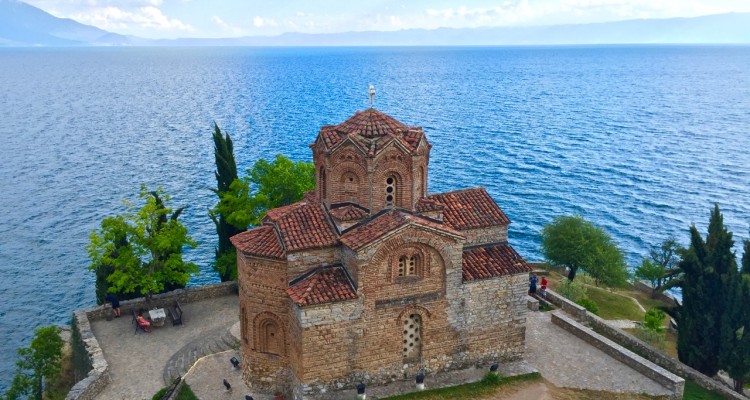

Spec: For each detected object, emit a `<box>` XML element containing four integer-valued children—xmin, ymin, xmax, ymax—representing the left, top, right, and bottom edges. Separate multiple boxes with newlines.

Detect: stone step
<box><xmin>161</xmin><ymin>323</ymin><xmax>237</xmax><ymax>385</ymax></box>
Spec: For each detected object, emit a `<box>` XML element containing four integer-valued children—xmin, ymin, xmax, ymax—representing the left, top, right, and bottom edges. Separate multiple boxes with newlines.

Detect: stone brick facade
<box><xmin>231</xmin><ymin>109</ymin><xmax>533</xmax><ymax>398</ymax></box>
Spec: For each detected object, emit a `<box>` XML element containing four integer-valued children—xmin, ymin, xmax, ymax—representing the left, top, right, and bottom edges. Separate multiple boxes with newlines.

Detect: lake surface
<box><xmin>1</xmin><ymin>45</ymin><xmax>749</xmax><ymax>390</ymax></box>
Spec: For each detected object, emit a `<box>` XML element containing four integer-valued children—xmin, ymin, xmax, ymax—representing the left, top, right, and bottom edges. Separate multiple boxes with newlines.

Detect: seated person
<box><xmin>136</xmin><ymin>311</ymin><xmax>152</xmax><ymax>332</ymax></box>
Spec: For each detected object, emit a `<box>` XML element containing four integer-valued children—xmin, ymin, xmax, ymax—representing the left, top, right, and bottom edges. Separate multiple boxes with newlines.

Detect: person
<box><xmin>136</xmin><ymin>311</ymin><xmax>152</xmax><ymax>332</ymax></box>
<box><xmin>540</xmin><ymin>276</ymin><xmax>548</xmax><ymax>297</ymax></box>
<box><xmin>105</xmin><ymin>294</ymin><xmax>121</xmax><ymax>318</ymax></box>
<box><xmin>529</xmin><ymin>273</ymin><xmax>538</xmax><ymax>295</ymax></box>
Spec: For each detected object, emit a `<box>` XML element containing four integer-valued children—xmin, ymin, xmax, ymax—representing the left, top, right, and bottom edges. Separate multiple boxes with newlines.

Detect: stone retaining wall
<box><xmin>547</xmin><ymin>287</ymin><xmax>748</xmax><ymax>400</ymax></box>
<box><xmin>551</xmin><ymin>312</ymin><xmax>684</xmax><ymax>399</ymax></box>
<box><xmin>586</xmin><ymin>312</ymin><xmax>748</xmax><ymax>400</ymax></box>
<box><xmin>633</xmin><ymin>281</ymin><xmax>680</xmax><ymax>307</ymax></box>
<box><xmin>66</xmin><ymin>282</ymin><xmax>238</xmax><ymax>400</ymax></box>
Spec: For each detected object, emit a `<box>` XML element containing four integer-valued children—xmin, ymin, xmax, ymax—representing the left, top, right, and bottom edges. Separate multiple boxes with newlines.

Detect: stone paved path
<box><xmin>91</xmin><ymin>295</ymin><xmax>238</xmax><ymax>400</ymax></box>
<box><xmin>525</xmin><ymin>310</ymin><xmax>671</xmax><ymax>397</ymax></box>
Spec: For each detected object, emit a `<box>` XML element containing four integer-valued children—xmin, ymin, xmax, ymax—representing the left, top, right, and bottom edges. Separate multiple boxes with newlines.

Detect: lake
<box><xmin>0</xmin><ymin>45</ymin><xmax>749</xmax><ymax>391</ymax></box>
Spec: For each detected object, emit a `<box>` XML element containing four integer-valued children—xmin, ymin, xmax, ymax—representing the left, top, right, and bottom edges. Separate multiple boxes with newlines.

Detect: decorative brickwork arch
<box><xmin>390</xmin><ymin>244</ymin><xmax>430</xmax><ymax>281</ymax></box>
<box><xmin>397</xmin><ymin>305</ymin><xmax>431</xmax><ymax>360</ymax></box>
<box><xmin>367</xmin><ymin>234</ymin><xmax>449</xmax><ymax>284</ymax></box>
<box><xmin>253</xmin><ymin>312</ymin><xmax>286</xmax><ymax>356</ymax></box>
<box><xmin>373</xmin><ymin>159</ymin><xmax>412</xmax><ymax>211</ymax></box>
<box><xmin>330</xmin><ymin>161</ymin><xmax>368</xmax><ymax>205</ymax></box>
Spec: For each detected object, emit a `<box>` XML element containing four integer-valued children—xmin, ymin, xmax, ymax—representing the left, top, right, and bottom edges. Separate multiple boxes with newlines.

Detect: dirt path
<box><xmin>484</xmin><ymin>380</ymin><xmax>669</xmax><ymax>400</ymax></box>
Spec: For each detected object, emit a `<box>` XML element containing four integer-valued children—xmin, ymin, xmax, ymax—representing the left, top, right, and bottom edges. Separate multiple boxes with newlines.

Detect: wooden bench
<box><xmin>169</xmin><ymin>300</ymin><xmax>183</xmax><ymax>326</ymax></box>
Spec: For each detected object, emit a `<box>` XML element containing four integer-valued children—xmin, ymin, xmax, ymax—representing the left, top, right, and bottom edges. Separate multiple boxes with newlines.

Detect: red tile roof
<box><xmin>230</xmin><ymin>225</ymin><xmax>285</xmax><ymax>260</ymax></box>
<box><xmin>416</xmin><ymin>198</ymin><xmax>445</xmax><ymax>212</ymax></box>
<box><xmin>340</xmin><ymin>209</ymin><xmax>462</xmax><ymax>251</ymax></box>
<box><xmin>287</xmin><ymin>265</ymin><xmax>357</xmax><ymax>306</ymax></box>
<box><xmin>264</xmin><ymin>200</ymin><xmax>338</xmax><ymax>252</ymax></box>
<box><xmin>424</xmin><ymin>188</ymin><xmax>510</xmax><ymax>230</ymax></box>
<box><xmin>329</xmin><ymin>203</ymin><xmax>369</xmax><ymax>221</ymax></box>
<box><xmin>318</xmin><ymin>109</ymin><xmax>426</xmax><ymax>156</ymax></box>
<box><xmin>462</xmin><ymin>243</ymin><xmax>532</xmax><ymax>281</ymax></box>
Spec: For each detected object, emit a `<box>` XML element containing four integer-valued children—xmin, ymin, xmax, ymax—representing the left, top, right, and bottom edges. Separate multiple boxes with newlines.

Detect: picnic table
<box><xmin>149</xmin><ymin>308</ymin><xmax>167</xmax><ymax>327</ymax></box>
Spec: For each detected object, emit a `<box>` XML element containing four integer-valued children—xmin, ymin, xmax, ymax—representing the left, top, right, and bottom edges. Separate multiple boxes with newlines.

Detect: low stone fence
<box><xmin>546</xmin><ymin>287</ymin><xmax>748</xmax><ymax>400</ymax></box>
<box><xmin>586</xmin><ymin>312</ymin><xmax>748</xmax><ymax>400</ymax></box>
<box><xmin>543</xmin><ymin>289</ymin><xmax>587</xmax><ymax>320</ymax></box>
<box><xmin>633</xmin><ymin>281</ymin><xmax>680</xmax><ymax>307</ymax></box>
<box><xmin>65</xmin><ymin>281</ymin><xmax>238</xmax><ymax>400</ymax></box>
<box><xmin>526</xmin><ymin>295</ymin><xmax>539</xmax><ymax>311</ymax></box>
<box><xmin>552</xmin><ymin>312</ymin><xmax>684</xmax><ymax>399</ymax></box>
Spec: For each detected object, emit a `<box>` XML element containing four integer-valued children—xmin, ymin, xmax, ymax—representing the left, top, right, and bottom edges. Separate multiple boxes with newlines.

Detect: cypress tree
<box><xmin>677</xmin><ymin>204</ymin><xmax>735</xmax><ymax>376</ymax></box>
<box><xmin>209</xmin><ymin>123</ymin><xmax>242</xmax><ymax>281</ymax></box>
<box><xmin>720</xmin><ymin>237</ymin><xmax>750</xmax><ymax>392</ymax></box>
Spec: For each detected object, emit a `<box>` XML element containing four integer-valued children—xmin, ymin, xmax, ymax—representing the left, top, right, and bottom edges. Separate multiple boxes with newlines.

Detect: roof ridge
<box><xmin>427</xmin><ymin>186</ymin><xmax>487</xmax><ymax>197</ymax></box>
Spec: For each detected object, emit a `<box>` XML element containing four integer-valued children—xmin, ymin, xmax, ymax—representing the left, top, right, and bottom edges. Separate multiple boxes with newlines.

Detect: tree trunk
<box><xmin>567</xmin><ymin>266</ymin><xmax>577</xmax><ymax>281</ymax></box>
<box><xmin>734</xmin><ymin>378</ymin><xmax>744</xmax><ymax>394</ymax></box>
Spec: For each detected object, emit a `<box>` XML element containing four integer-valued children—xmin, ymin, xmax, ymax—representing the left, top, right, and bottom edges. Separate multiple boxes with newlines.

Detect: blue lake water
<box><xmin>1</xmin><ymin>45</ymin><xmax>749</xmax><ymax>390</ymax></box>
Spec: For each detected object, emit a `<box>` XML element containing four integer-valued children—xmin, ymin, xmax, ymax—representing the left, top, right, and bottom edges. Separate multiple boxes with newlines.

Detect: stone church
<box><xmin>231</xmin><ymin>108</ymin><xmax>532</xmax><ymax>397</ymax></box>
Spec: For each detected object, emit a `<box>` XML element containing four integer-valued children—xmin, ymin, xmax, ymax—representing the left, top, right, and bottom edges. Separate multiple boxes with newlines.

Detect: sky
<box><xmin>23</xmin><ymin>0</ymin><xmax>750</xmax><ymax>39</ymax></box>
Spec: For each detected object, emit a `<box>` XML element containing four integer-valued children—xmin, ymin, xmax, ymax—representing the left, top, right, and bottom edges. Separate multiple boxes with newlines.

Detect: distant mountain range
<box><xmin>2</xmin><ymin>0</ymin><xmax>750</xmax><ymax>46</ymax></box>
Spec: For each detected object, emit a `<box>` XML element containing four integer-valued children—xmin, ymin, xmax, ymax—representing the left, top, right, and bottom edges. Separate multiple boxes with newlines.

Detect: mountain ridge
<box><xmin>1</xmin><ymin>0</ymin><xmax>749</xmax><ymax>47</ymax></box>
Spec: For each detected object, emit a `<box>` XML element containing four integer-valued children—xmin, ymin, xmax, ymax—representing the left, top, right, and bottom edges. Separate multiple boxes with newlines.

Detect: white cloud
<box><xmin>71</xmin><ymin>6</ymin><xmax>193</xmax><ymax>31</ymax></box>
<box><xmin>252</xmin><ymin>16</ymin><xmax>278</xmax><ymax>28</ymax></box>
<box><xmin>211</xmin><ymin>15</ymin><xmax>248</xmax><ymax>36</ymax></box>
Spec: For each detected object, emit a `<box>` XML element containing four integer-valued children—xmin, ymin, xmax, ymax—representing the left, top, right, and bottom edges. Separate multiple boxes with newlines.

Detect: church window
<box><xmin>398</xmin><ymin>255</ymin><xmax>417</xmax><ymax>277</ymax></box>
<box><xmin>320</xmin><ymin>168</ymin><xmax>327</xmax><ymax>200</ymax></box>
<box><xmin>403</xmin><ymin>313</ymin><xmax>422</xmax><ymax>359</ymax></box>
<box><xmin>386</xmin><ymin>175</ymin><xmax>396</xmax><ymax>206</ymax></box>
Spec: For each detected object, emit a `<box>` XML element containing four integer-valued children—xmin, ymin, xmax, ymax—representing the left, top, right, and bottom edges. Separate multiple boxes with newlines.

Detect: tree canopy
<box><xmin>635</xmin><ymin>237</ymin><xmax>683</xmax><ymax>295</ymax></box>
<box><xmin>208</xmin><ymin>123</ymin><xmax>243</xmax><ymax>282</ymax></box>
<box><xmin>215</xmin><ymin>154</ymin><xmax>315</xmax><ymax>230</ymax></box>
<box><xmin>678</xmin><ymin>204</ymin><xmax>735</xmax><ymax>377</ymax></box>
<box><xmin>719</xmin><ymin>235</ymin><xmax>750</xmax><ymax>392</ymax></box>
<box><xmin>540</xmin><ymin>215</ymin><xmax>629</xmax><ymax>285</ymax></box>
<box><xmin>3</xmin><ymin>326</ymin><xmax>64</xmax><ymax>400</ymax></box>
<box><xmin>87</xmin><ymin>185</ymin><xmax>197</xmax><ymax>301</ymax></box>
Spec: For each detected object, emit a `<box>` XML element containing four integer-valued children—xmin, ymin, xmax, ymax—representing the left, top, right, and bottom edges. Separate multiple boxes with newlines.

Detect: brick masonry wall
<box><xmin>461</xmin><ymin>226</ymin><xmax>508</xmax><ymax>247</ymax></box>
<box><xmin>286</xmin><ymin>247</ymin><xmax>339</xmax><ymax>277</ymax></box>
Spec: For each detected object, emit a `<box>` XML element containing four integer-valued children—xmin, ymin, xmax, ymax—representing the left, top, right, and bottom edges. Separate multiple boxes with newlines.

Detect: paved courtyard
<box><xmin>90</xmin><ymin>295</ymin><xmax>238</xmax><ymax>400</ymax></box>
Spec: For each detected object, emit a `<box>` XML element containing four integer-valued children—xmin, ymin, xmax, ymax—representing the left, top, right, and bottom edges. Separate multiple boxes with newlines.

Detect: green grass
<box><xmin>151</xmin><ymin>383</ymin><xmax>198</xmax><ymax>400</ymax></box>
<box><xmin>383</xmin><ymin>372</ymin><xmax>541</xmax><ymax>400</ymax></box>
<box><xmin>683</xmin><ymin>379</ymin><xmax>726</xmax><ymax>400</ymax></box>
<box><xmin>585</xmin><ymin>286</ymin><xmax>644</xmax><ymax>321</ymax></box>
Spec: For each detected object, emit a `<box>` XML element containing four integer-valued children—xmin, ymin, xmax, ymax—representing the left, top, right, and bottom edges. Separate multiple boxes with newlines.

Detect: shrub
<box><xmin>636</xmin><ymin>326</ymin><xmax>666</xmax><ymax>350</ymax></box>
<box><xmin>577</xmin><ymin>298</ymin><xmax>599</xmax><ymax>315</ymax></box>
<box><xmin>152</xmin><ymin>387</ymin><xmax>167</xmax><ymax>400</ymax></box>
<box><xmin>558</xmin><ymin>279</ymin><xmax>588</xmax><ymax>303</ymax></box>
<box><xmin>643</xmin><ymin>308</ymin><xmax>666</xmax><ymax>334</ymax></box>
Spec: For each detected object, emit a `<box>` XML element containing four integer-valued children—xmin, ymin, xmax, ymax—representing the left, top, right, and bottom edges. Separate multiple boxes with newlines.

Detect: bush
<box><xmin>636</xmin><ymin>326</ymin><xmax>666</xmax><ymax>349</ymax></box>
<box><xmin>152</xmin><ymin>387</ymin><xmax>167</xmax><ymax>400</ymax></box>
<box><xmin>576</xmin><ymin>298</ymin><xmax>599</xmax><ymax>315</ymax></box>
<box><xmin>558</xmin><ymin>279</ymin><xmax>588</xmax><ymax>302</ymax></box>
<box><xmin>643</xmin><ymin>308</ymin><xmax>666</xmax><ymax>334</ymax></box>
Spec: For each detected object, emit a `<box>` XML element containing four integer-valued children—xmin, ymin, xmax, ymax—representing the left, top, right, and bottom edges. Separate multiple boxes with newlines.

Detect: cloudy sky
<box><xmin>24</xmin><ymin>0</ymin><xmax>750</xmax><ymax>39</ymax></box>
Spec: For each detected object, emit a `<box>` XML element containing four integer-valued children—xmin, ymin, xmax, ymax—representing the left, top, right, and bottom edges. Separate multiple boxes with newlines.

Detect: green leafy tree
<box><xmin>215</xmin><ymin>154</ymin><xmax>315</xmax><ymax>229</ymax></box>
<box><xmin>208</xmin><ymin>123</ymin><xmax>243</xmax><ymax>282</ymax></box>
<box><xmin>719</xmin><ymin>237</ymin><xmax>750</xmax><ymax>393</ymax></box>
<box><xmin>678</xmin><ymin>204</ymin><xmax>735</xmax><ymax>377</ymax></box>
<box><xmin>540</xmin><ymin>215</ymin><xmax>628</xmax><ymax>285</ymax></box>
<box><xmin>87</xmin><ymin>185</ymin><xmax>197</xmax><ymax>302</ymax></box>
<box><xmin>635</xmin><ymin>238</ymin><xmax>684</xmax><ymax>295</ymax></box>
<box><xmin>643</xmin><ymin>308</ymin><xmax>667</xmax><ymax>333</ymax></box>
<box><xmin>3</xmin><ymin>326</ymin><xmax>64</xmax><ymax>400</ymax></box>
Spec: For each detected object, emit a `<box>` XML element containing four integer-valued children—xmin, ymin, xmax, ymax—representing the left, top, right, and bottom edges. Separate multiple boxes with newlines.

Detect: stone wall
<box><xmin>460</xmin><ymin>226</ymin><xmax>508</xmax><ymax>247</ymax></box>
<box><xmin>552</xmin><ymin>312</ymin><xmax>684</xmax><ymax>399</ymax></box>
<box><xmin>548</xmin><ymin>287</ymin><xmax>749</xmax><ymax>400</ymax></box>
<box><xmin>66</xmin><ymin>281</ymin><xmax>238</xmax><ymax>400</ymax></box>
<box><xmin>586</xmin><ymin>313</ymin><xmax>748</xmax><ymax>400</ymax></box>
<box><xmin>633</xmin><ymin>281</ymin><xmax>680</xmax><ymax>307</ymax></box>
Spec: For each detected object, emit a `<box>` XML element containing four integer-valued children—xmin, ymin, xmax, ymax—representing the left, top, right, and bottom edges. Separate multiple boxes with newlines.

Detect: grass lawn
<box><xmin>383</xmin><ymin>373</ymin><xmax>541</xmax><ymax>400</ymax></box>
<box><xmin>585</xmin><ymin>286</ymin><xmax>644</xmax><ymax>321</ymax></box>
<box><xmin>683</xmin><ymin>379</ymin><xmax>726</xmax><ymax>400</ymax></box>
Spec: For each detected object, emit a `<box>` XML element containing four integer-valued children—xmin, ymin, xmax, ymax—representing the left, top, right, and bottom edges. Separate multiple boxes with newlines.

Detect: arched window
<box><xmin>398</xmin><ymin>255</ymin><xmax>417</xmax><ymax>277</ymax></box>
<box><xmin>341</xmin><ymin>171</ymin><xmax>359</xmax><ymax>200</ymax></box>
<box><xmin>403</xmin><ymin>313</ymin><xmax>422</xmax><ymax>359</ymax></box>
<box><xmin>241</xmin><ymin>307</ymin><xmax>248</xmax><ymax>344</ymax></box>
<box><xmin>257</xmin><ymin>318</ymin><xmax>284</xmax><ymax>355</ymax></box>
<box><xmin>419</xmin><ymin>166</ymin><xmax>426</xmax><ymax>197</ymax></box>
<box><xmin>385</xmin><ymin>175</ymin><xmax>397</xmax><ymax>206</ymax></box>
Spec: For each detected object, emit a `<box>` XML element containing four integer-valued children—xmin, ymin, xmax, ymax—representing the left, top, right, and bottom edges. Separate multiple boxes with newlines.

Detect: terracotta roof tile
<box><xmin>462</xmin><ymin>243</ymin><xmax>532</xmax><ymax>281</ymax></box>
<box><xmin>424</xmin><ymin>188</ymin><xmax>510</xmax><ymax>230</ymax></box>
<box><xmin>264</xmin><ymin>200</ymin><xmax>338</xmax><ymax>252</ymax></box>
<box><xmin>317</xmin><ymin>109</ymin><xmax>426</xmax><ymax>156</ymax></box>
<box><xmin>416</xmin><ymin>198</ymin><xmax>445</xmax><ymax>212</ymax></box>
<box><xmin>230</xmin><ymin>225</ymin><xmax>285</xmax><ymax>260</ymax></box>
<box><xmin>287</xmin><ymin>265</ymin><xmax>357</xmax><ymax>306</ymax></box>
<box><xmin>340</xmin><ymin>209</ymin><xmax>462</xmax><ymax>251</ymax></box>
<box><xmin>329</xmin><ymin>203</ymin><xmax>369</xmax><ymax>221</ymax></box>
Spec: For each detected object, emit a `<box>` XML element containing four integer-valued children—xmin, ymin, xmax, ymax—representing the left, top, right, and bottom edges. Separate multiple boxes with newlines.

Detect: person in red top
<box><xmin>540</xmin><ymin>276</ymin><xmax>548</xmax><ymax>297</ymax></box>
